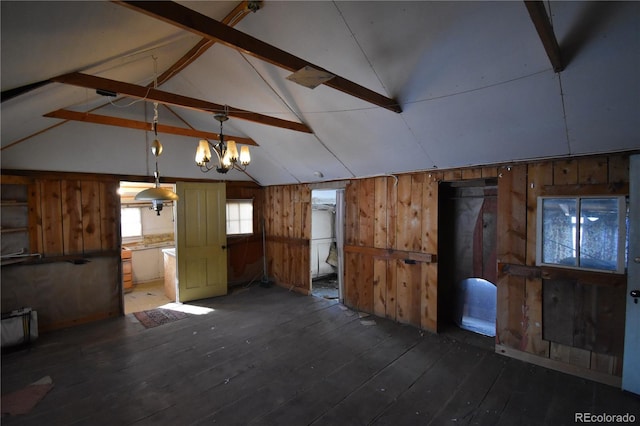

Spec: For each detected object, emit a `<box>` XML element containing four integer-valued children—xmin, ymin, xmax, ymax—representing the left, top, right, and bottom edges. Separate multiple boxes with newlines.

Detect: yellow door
<box><xmin>175</xmin><ymin>182</ymin><xmax>227</xmax><ymax>302</ymax></box>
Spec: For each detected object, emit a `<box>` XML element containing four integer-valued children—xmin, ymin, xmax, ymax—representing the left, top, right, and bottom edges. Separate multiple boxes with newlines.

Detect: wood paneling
<box><xmin>260</xmin><ymin>152</ymin><xmax>629</xmax><ymax>383</ymax></box>
<box><xmin>340</xmin><ymin>172</ymin><xmax>438</xmax><ymax>330</ymax></box>
<box><xmin>553</xmin><ymin>159</ymin><xmax>578</xmax><ymax>185</ymax></box>
<box><xmin>40</xmin><ymin>180</ymin><xmax>64</xmax><ymax>256</ymax></box>
<box><xmin>99</xmin><ymin>181</ymin><xmax>120</xmax><ymax>251</ymax></box>
<box><xmin>374</xmin><ymin>177</ymin><xmax>388</xmax><ymax>249</ymax></box>
<box><xmin>358</xmin><ymin>179</ymin><xmax>374</xmax><ymax>247</ymax></box>
<box><xmin>3</xmin><ymin>174</ymin><xmax>122</xmax><ymax>332</ymax></box>
<box><xmin>62</xmin><ymin>180</ymin><xmax>83</xmax><ymax>255</ymax></box>
<box><xmin>525</xmin><ymin>162</ymin><xmax>552</xmax><ymax>357</ymax></box>
<box><xmin>496</xmin><ymin>165</ymin><xmax>528</xmax><ymax>350</ymax></box>
<box><xmin>494</xmin><ymin>154</ymin><xmax>629</xmax><ymax>379</ymax></box>
<box><xmin>27</xmin><ymin>177</ymin><xmax>121</xmax><ymax>259</ymax></box>
<box><xmin>81</xmin><ymin>181</ymin><xmax>102</xmax><ymax>253</ymax></box>
<box><xmin>578</xmin><ymin>157</ymin><xmax>608</xmax><ymax>185</ymax></box>
<box><xmin>373</xmin><ymin>258</ymin><xmax>387</xmax><ymax>317</ymax></box>
<box><xmin>226</xmin><ymin>182</ymin><xmax>263</xmax><ymax>286</ymax></box>
<box><xmin>263</xmin><ymin>184</ymin><xmax>311</xmax><ymax>294</ymax></box>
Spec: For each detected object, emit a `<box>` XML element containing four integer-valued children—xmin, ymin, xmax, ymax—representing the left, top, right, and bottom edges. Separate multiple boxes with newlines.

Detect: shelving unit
<box><xmin>1</xmin><ymin>179</ymin><xmax>36</xmax><ymax>265</ymax></box>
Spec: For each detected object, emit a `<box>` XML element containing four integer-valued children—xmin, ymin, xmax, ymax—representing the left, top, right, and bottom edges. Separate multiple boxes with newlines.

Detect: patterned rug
<box><xmin>133</xmin><ymin>308</ymin><xmax>188</xmax><ymax>328</ymax></box>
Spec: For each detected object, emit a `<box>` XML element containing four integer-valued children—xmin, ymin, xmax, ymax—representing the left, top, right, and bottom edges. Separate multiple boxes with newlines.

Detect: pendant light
<box><xmin>134</xmin><ymin>57</ymin><xmax>179</xmax><ymax>215</ymax></box>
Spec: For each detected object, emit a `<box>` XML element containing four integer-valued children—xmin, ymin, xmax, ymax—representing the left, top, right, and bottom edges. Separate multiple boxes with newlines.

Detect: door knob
<box><xmin>635</xmin><ymin>256</ymin><xmax>640</xmax><ymax>263</ymax></box>
<box><xmin>631</xmin><ymin>290</ymin><xmax>640</xmax><ymax>298</ymax></box>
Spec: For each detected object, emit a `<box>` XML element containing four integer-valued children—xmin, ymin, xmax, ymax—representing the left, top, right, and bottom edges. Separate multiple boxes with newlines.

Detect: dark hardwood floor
<box><xmin>2</xmin><ymin>285</ymin><xmax>638</xmax><ymax>425</ymax></box>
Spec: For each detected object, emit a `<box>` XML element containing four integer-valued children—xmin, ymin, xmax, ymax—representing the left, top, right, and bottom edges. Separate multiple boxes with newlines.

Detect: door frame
<box><xmin>622</xmin><ymin>154</ymin><xmax>640</xmax><ymax>394</ymax></box>
<box><xmin>308</xmin><ymin>187</ymin><xmax>345</xmax><ymax>302</ymax></box>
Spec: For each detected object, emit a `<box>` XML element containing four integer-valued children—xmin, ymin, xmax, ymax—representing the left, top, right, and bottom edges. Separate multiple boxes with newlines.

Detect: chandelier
<box><xmin>195</xmin><ymin>111</ymin><xmax>251</xmax><ymax>174</ymax></box>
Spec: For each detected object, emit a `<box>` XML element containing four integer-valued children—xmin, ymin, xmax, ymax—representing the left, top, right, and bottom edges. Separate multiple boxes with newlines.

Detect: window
<box><xmin>121</xmin><ymin>207</ymin><xmax>142</xmax><ymax>239</ymax></box>
<box><xmin>536</xmin><ymin>196</ymin><xmax>627</xmax><ymax>273</ymax></box>
<box><xmin>226</xmin><ymin>199</ymin><xmax>253</xmax><ymax>236</ymax></box>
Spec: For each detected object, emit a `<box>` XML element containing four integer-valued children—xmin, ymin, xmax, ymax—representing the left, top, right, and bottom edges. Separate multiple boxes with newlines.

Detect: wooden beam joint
<box><xmin>51</xmin><ymin>72</ymin><xmax>312</xmax><ymax>133</ymax></box>
<box><xmin>116</xmin><ymin>1</ymin><xmax>402</xmax><ymax>113</ymax></box>
<box><xmin>524</xmin><ymin>1</ymin><xmax>564</xmax><ymax>72</ymax></box>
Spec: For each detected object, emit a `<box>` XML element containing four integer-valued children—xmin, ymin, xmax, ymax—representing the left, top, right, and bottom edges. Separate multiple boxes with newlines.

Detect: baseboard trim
<box><xmin>495</xmin><ymin>344</ymin><xmax>622</xmax><ymax>388</ymax></box>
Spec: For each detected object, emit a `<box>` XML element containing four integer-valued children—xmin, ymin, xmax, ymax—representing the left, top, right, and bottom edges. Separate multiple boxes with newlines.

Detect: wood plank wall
<box><xmin>263</xmin><ymin>185</ymin><xmax>311</xmax><ymax>294</ymax></box>
<box><xmin>345</xmin><ymin>173</ymin><xmax>443</xmax><ymax>331</ymax></box>
<box><xmin>262</xmin><ymin>152</ymin><xmax>630</xmax><ymax>383</ymax></box>
<box><xmin>225</xmin><ymin>181</ymin><xmax>265</xmax><ymax>286</ymax></box>
<box><xmin>33</xmin><ymin>178</ymin><xmax>120</xmax><ymax>257</ymax></box>
<box><xmin>2</xmin><ymin>174</ymin><xmax>121</xmax><ymax>331</ymax></box>
<box><xmin>496</xmin><ymin>154</ymin><xmax>629</xmax><ymax>380</ymax></box>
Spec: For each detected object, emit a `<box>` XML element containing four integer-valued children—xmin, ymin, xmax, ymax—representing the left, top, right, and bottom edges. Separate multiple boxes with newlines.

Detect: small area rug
<box><xmin>133</xmin><ymin>308</ymin><xmax>188</xmax><ymax>328</ymax></box>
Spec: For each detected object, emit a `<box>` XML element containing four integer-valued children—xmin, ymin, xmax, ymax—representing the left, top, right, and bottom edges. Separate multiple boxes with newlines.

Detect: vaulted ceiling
<box><xmin>1</xmin><ymin>1</ymin><xmax>638</xmax><ymax>186</ymax></box>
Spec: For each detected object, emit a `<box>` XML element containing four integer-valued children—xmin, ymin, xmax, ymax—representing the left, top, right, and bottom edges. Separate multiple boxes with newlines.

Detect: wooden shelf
<box><xmin>1</xmin><ymin>201</ymin><xmax>28</xmax><ymax>206</ymax></box>
<box><xmin>1</xmin><ymin>227</ymin><xmax>29</xmax><ymax>234</ymax></box>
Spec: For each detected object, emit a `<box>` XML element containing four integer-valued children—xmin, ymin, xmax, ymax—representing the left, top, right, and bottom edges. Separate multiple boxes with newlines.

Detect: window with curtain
<box><xmin>536</xmin><ymin>196</ymin><xmax>627</xmax><ymax>273</ymax></box>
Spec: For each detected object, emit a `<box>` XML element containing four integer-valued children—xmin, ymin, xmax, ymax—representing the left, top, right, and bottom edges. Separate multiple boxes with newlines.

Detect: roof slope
<box><xmin>2</xmin><ymin>1</ymin><xmax>638</xmax><ymax>185</ymax></box>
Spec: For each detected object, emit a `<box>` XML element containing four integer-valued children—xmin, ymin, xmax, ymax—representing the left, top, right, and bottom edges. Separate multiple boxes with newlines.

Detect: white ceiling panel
<box><xmin>404</xmin><ymin>70</ymin><xmax>568</xmax><ymax>168</ymax></box>
<box><xmin>1</xmin><ymin>1</ymin><xmax>638</xmax><ymax>185</ymax></box>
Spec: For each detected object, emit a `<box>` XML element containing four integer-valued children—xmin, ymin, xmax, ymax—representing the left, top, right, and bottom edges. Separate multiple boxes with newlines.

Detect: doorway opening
<box><xmin>438</xmin><ymin>178</ymin><xmax>497</xmax><ymax>348</ymax></box>
<box><xmin>118</xmin><ymin>181</ymin><xmax>176</xmax><ymax>314</ymax></box>
<box><xmin>310</xmin><ymin>189</ymin><xmax>343</xmax><ymax>301</ymax></box>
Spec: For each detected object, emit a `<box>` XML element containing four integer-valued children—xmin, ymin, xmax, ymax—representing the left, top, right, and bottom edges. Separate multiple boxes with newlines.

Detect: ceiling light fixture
<box><xmin>135</xmin><ymin>57</ymin><xmax>179</xmax><ymax>215</ymax></box>
<box><xmin>134</xmin><ymin>137</ymin><xmax>179</xmax><ymax>215</ymax></box>
<box><xmin>195</xmin><ymin>108</ymin><xmax>250</xmax><ymax>174</ymax></box>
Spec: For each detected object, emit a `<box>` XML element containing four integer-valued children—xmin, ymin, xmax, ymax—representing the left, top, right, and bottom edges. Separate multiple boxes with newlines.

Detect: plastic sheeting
<box><xmin>454</xmin><ymin>278</ymin><xmax>496</xmax><ymax>337</ymax></box>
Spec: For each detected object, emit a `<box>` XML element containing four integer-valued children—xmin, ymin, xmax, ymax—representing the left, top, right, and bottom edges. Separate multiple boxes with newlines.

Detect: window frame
<box><xmin>535</xmin><ymin>195</ymin><xmax>627</xmax><ymax>274</ymax></box>
<box><xmin>226</xmin><ymin>199</ymin><xmax>254</xmax><ymax>237</ymax></box>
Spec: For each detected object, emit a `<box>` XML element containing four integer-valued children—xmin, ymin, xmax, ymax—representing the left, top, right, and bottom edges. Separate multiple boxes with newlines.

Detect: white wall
<box><xmin>311</xmin><ymin>207</ymin><xmax>336</xmax><ymax>278</ymax></box>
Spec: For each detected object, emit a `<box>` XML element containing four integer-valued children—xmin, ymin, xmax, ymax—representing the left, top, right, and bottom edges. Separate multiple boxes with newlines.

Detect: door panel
<box><xmin>622</xmin><ymin>154</ymin><xmax>639</xmax><ymax>395</ymax></box>
<box><xmin>176</xmin><ymin>182</ymin><xmax>227</xmax><ymax>302</ymax></box>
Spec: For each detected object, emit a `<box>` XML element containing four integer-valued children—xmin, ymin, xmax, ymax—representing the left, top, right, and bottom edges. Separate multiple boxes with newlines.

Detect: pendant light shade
<box><xmin>134</xmin><ymin>187</ymin><xmax>179</xmax><ymax>202</ymax></box>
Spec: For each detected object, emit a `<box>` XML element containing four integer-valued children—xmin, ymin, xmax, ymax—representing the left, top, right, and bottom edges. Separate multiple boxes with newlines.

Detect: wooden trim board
<box><xmin>496</xmin><ymin>344</ymin><xmax>622</xmax><ymax>388</ymax></box>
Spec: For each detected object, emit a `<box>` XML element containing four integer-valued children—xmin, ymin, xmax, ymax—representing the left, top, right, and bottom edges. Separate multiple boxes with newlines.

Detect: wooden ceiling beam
<box><xmin>115</xmin><ymin>1</ymin><xmax>403</xmax><ymax>113</ymax></box>
<box><xmin>50</xmin><ymin>72</ymin><xmax>312</xmax><ymax>133</ymax></box>
<box><xmin>2</xmin><ymin>1</ymin><xmax>254</xmax><ymax>103</ymax></box>
<box><xmin>524</xmin><ymin>1</ymin><xmax>564</xmax><ymax>72</ymax></box>
<box><xmin>153</xmin><ymin>1</ymin><xmax>257</xmax><ymax>87</ymax></box>
<box><xmin>44</xmin><ymin>109</ymin><xmax>259</xmax><ymax>146</ymax></box>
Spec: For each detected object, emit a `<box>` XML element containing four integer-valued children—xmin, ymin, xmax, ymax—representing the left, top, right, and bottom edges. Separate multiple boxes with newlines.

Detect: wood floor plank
<box><xmin>371</xmin><ymin>341</ymin><xmax>489</xmax><ymax>425</ymax></box>
<box><xmin>1</xmin><ymin>286</ymin><xmax>636</xmax><ymax>426</ymax></box>
<box><xmin>310</xmin><ymin>334</ymin><xmax>453</xmax><ymax>425</ymax></box>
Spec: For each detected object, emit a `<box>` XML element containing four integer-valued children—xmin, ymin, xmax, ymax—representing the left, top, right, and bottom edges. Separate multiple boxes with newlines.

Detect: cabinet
<box><xmin>122</xmin><ymin>248</ymin><xmax>133</xmax><ymax>292</ymax></box>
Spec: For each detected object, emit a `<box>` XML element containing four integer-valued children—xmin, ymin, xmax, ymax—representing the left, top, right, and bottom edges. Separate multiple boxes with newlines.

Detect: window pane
<box><xmin>121</xmin><ymin>208</ymin><xmax>142</xmax><ymax>238</ymax></box>
<box><xmin>240</xmin><ymin>202</ymin><xmax>253</xmax><ymax>217</ymax></box>
<box><xmin>240</xmin><ymin>219</ymin><xmax>253</xmax><ymax>234</ymax></box>
<box><xmin>227</xmin><ymin>204</ymin><xmax>240</xmax><ymax>221</ymax></box>
<box><xmin>579</xmin><ymin>198</ymin><xmax>619</xmax><ymax>271</ymax></box>
<box><xmin>541</xmin><ymin>198</ymin><xmax>577</xmax><ymax>266</ymax></box>
<box><xmin>226</xmin><ymin>200</ymin><xmax>253</xmax><ymax>235</ymax></box>
<box><xmin>227</xmin><ymin>221</ymin><xmax>240</xmax><ymax>235</ymax></box>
